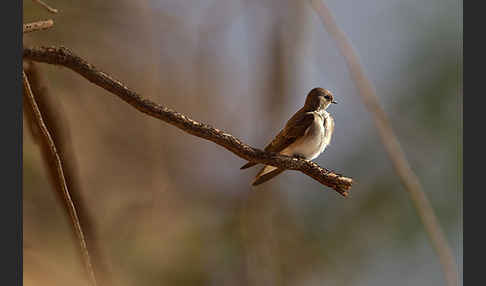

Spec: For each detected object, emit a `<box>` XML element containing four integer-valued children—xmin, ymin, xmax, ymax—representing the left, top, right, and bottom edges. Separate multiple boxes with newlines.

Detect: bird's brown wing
<box><xmin>240</xmin><ymin>110</ymin><xmax>315</xmax><ymax>169</ymax></box>
<box><xmin>264</xmin><ymin>110</ymin><xmax>315</xmax><ymax>153</ymax></box>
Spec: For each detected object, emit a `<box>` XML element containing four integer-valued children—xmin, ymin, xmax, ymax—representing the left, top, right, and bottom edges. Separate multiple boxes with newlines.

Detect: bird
<box><xmin>241</xmin><ymin>87</ymin><xmax>337</xmax><ymax>186</ymax></box>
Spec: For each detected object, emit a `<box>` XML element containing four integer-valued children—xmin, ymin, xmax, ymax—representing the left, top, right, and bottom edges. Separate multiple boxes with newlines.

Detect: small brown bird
<box><xmin>241</xmin><ymin>87</ymin><xmax>337</xmax><ymax>186</ymax></box>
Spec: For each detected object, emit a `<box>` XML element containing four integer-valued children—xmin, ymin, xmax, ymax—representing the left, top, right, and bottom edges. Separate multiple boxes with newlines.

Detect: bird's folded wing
<box><xmin>264</xmin><ymin>111</ymin><xmax>315</xmax><ymax>153</ymax></box>
<box><xmin>240</xmin><ymin>111</ymin><xmax>315</xmax><ymax>170</ymax></box>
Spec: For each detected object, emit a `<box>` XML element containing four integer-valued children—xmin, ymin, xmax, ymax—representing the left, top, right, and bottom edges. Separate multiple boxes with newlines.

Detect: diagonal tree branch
<box><xmin>23</xmin><ymin>46</ymin><xmax>353</xmax><ymax>197</ymax></box>
<box><xmin>23</xmin><ymin>19</ymin><xmax>54</xmax><ymax>34</ymax></box>
<box><xmin>309</xmin><ymin>1</ymin><xmax>458</xmax><ymax>286</ymax></box>
<box><xmin>23</xmin><ymin>71</ymin><xmax>98</xmax><ymax>286</ymax></box>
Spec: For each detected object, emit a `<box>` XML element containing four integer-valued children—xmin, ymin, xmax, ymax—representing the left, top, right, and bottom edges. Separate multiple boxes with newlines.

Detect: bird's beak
<box><xmin>332</xmin><ymin>101</ymin><xmax>338</xmax><ymax>104</ymax></box>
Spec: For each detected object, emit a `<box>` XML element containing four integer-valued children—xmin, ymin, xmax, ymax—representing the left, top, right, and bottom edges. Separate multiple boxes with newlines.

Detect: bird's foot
<box><xmin>293</xmin><ymin>154</ymin><xmax>306</xmax><ymax>160</ymax></box>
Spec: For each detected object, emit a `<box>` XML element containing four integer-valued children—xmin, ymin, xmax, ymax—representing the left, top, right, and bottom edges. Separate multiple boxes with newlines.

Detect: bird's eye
<box><xmin>324</xmin><ymin>95</ymin><xmax>331</xmax><ymax>100</ymax></box>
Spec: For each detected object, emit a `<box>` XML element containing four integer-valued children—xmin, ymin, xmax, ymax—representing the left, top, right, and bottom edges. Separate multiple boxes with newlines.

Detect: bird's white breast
<box><xmin>281</xmin><ymin>111</ymin><xmax>333</xmax><ymax>160</ymax></box>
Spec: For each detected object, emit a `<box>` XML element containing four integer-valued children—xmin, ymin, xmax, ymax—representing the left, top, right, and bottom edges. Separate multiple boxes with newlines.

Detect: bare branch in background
<box><xmin>23</xmin><ymin>71</ymin><xmax>98</xmax><ymax>286</ymax></box>
<box><xmin>32</xmin><ymin>0</ymin><xmax>58</xmax><ymax>13</ymax></box>
<box><xmin>23</xmin><ymin>19</ymin><xmax>54</xmax><ymax>34</ymax></box>
<box><xmin>309</xmin><ymin>1</ymin><xmax>458</xmax><ymax>286</ymax></box>
<box><xmin>24</xmin><ymin>61</ymin><xmax>114</xmax><ymax>286</ymax></box>
<box><xmin>23</xmin><ymin>46</ymin><xmax>353</xmax><ymax>197</ymax></box>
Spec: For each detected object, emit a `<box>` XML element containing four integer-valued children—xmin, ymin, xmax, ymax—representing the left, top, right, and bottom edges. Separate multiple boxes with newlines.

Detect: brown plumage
<box><xmin>241</xmin><ymin>87</ymin><xmax>337</xmax><ymax>186</ymax></box>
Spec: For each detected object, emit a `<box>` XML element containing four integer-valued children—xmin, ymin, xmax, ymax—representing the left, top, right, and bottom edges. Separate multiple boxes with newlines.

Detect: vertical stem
<box><xmin>23</xmin><ymin>71</ymin><xmax>98</xmax><ymax>286</ymax></box>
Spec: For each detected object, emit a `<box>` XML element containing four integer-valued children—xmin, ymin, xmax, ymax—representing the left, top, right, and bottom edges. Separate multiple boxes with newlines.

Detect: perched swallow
<box><xmin>241</xmin><ymin>87</ymin><xmax>337</xmax><ymax>186</ymax></box>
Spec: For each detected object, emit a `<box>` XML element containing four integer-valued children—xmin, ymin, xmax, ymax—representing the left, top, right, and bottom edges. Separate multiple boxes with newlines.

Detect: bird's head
<box><xmin>304</xmin><ymin>87</ymin><xmax>337</xmax><ymax>111</ymax></box>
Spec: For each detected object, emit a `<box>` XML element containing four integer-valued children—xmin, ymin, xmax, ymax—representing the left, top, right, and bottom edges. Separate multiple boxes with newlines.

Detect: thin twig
<box><xmin>24</xmin><ymin>61</ymin><xmax>113</xmax><ymax>285</ymax></box>
<box><xmin>23</xmin><ymin>71</ymin><xmax>98</xmax><ymax>286</ymax></box>
<box><xmin>23</xmin><ymin>19</ymin><xmax>54</xmax><ymax>34</ymax></box>
<box><xmin>309</xmin><ymin>1</ymin><xmax>458</xmax><ymax>286</ymax></box>
<box><xmin>23</xmin><ymin>46</ymin><xmax>353</xmax><ymax>196</ymax></box>
<box><xmin>32</xmin><ymin>0</ymin><xmax>58</xmax><ymax>13</ymax></box>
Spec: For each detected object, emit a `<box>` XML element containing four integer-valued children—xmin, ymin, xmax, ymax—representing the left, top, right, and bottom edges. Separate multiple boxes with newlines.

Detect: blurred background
<box><xmin>23</xmin><ymin>0</ymin><xmax>462</xmax><ymax>285</ymax></box>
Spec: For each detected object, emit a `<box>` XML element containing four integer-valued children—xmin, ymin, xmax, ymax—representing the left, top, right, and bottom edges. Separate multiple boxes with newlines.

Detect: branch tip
<box><xmin>32</xmin><ymin>0</ymin><xmax>58</xmax><ymax>14</ymax></box>
<box><xmin>23</xmin><ymin>19</ymin><xmax>54</xmax><ymax>34</ymax></box>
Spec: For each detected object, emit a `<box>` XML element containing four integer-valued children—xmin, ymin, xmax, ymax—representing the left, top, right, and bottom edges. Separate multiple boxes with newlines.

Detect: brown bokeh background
<box><xmin>23</xmin><ymin>0</ymin><xmax>462</xmax><ymax>285</ymax></box>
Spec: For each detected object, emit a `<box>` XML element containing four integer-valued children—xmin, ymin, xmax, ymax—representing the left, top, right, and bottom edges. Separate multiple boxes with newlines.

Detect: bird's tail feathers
<box><xmin>240</xmin><ymin>162</ymin><xmax>258</xmax><ymax>170</ymax></box>
<box><xmin>252</xmin><ymin>166</ymin><xmax>284</xmax><ymax>186</ymax></box>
